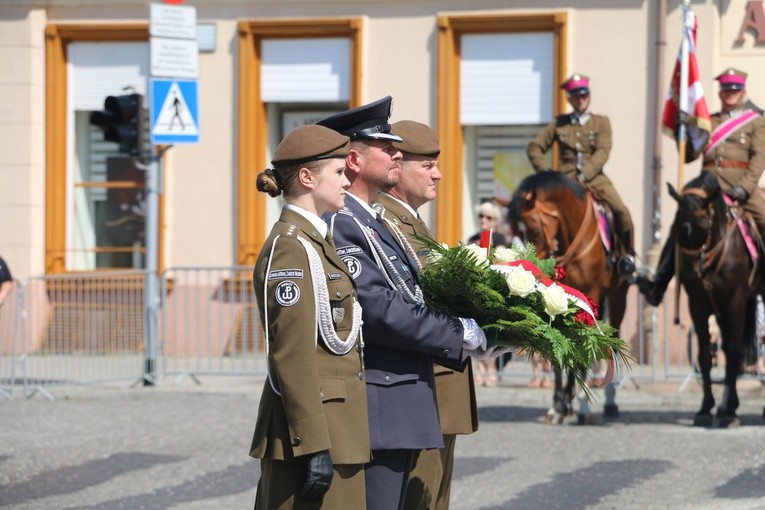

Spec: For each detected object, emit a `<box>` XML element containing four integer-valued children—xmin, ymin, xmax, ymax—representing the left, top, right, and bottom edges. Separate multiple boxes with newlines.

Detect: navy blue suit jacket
<box><xmin>326</xmin><ymin>196</ymin><xmax>465</xmax><ymax>450</ymax></box>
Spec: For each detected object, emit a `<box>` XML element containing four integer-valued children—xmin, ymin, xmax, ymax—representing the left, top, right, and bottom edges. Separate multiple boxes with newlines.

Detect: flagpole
<box><xmin>674</xmin><ymin>0</ymin><xmax>692</xmax><ymax>325</ymax></box>
<box><xmin>677</xmin><ymin>0</ymin><xmax>690</xmax><ymax>189</ymax></box>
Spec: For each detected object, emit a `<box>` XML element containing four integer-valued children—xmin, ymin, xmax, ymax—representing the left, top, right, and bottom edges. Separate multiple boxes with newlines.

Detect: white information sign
<box><xmin>151</xmin><ymin>37</ymin><xmax>199</xmax><ymax>79</ymax></box>
<box><xmin>150</xmin><ymin>3</ymin><xmax>197</xmax><ymax>40</ymax></box>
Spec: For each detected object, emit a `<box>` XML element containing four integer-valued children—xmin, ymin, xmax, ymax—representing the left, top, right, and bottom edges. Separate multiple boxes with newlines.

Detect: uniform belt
<box><xmin>561</xmin><ymin>155</ymin><xmax>591</xmax><ymax>163</ymax></box>
<box><xmin>702</xmin><ymin>159</ymin><xmax>748</xmax><ymax>170</ymax></box>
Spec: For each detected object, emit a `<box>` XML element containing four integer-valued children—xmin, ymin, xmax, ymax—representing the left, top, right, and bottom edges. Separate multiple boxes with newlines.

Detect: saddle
<box><xmin>722</xmin><ymin>193</ymin><xmax>761</xmax><ymax>264</ymax></box>
<box><xmin>587</xmin><ymin>191</ymin><xmax>623</xmax><ymax>268</ymax></box>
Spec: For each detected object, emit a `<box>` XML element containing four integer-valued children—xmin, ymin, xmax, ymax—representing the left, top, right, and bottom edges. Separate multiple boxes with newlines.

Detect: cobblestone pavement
<box><xmin>1</xmin><ymin>376</ymin><xmax>764</xmax><ymax>509</ymax></box>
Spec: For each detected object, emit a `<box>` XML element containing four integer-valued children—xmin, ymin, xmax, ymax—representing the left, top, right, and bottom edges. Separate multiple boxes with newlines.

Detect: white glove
<box><xmin>459</xmin><ymin>318</ymin><xmax>488</xmax><ymax>361</ymax></box>
<box><xmin>459</xmin><ymin>318</ymin><xmax>487</xmax><ymax>351</ymax></box>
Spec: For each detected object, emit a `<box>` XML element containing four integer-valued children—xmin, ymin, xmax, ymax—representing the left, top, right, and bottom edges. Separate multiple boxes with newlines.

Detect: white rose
<box><xmin>504</xmin><ymin>266</ymin><xmax>536</xmax><ymax>297</ymax></box>
<box><xmin>464</xmin><ymin>244</ymin><xmax>488</xmax><ymax>265</ymax></box>
<box><xmin>540</xmin><ymin>283</ymin><xmax>569</xmax><ymax>317</ymax></box>
<box><xmin>493</xmin><ymin>247</ymin><xmax>520</xmax><ymax>263</ymax></box>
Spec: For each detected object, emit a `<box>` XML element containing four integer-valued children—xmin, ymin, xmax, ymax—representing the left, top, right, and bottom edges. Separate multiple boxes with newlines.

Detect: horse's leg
<box><xmin>603</xmin><ymin>284</ymin><xmax>628</xmax><ymax>418</ymax></box>
<box><xmin>575</xmin><ymin>366</ymin><xmax>598</xmax><ymax>425</ymax></box>
<box><xmin>715</xmin><ymin>302</ymin><xmax>747</xmax><ymax>428</ymax></box>
<box><xmin>545</xmin><ymin>368</ymin><xmax>567</xmax><ymax>425</ymax></box>
<box><xmin>688</xmin><ymin>305</ymin><xmax>715</xmax><ymax>426</ymax></box>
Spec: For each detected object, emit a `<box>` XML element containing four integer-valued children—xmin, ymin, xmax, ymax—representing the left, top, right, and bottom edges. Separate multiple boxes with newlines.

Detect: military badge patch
<box><xmin>332</xmin><ymin>306</ymin><xmax>345</xmax><ymax>324</ymax></box>
<box><xmin>342</xmin><ymin>256</ymin><xmax>362</xmax><ymax>279</ymax></box>
<box><xmin>275</xmin><ymin>281</ymin><xmax>300</xmax><ymax>306</ymax></box>
<box><xmin>268</xmin><ymin>269</ymin><xmax>304</xmax><ymax>280</ymax></box>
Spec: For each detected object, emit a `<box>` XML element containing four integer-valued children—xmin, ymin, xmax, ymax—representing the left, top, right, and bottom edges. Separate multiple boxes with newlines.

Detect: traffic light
<box><xmin>89</xmin><ymin>93</ymin><xmax>144</xmax><ymax>155</ymax></box>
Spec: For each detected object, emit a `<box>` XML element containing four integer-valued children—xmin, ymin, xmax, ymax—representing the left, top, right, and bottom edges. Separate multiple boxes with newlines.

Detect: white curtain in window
<box><xmin>261</xmin><ymin>38</ymin><xmax>349</xmax><ymax>102</ymax></box>
<box><xmin>460</xmin><ymin>33</ymin><xmax>554</xmax><ymax>125</ymax></box>
<box><xmin>69</xmin><ymin>42</ymin><xmax>150</xmax><ymax>111</ymax></box>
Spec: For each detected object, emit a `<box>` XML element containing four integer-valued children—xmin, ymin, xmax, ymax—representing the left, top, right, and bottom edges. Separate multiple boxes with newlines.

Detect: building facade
<box><xmin>2</xmin><ymin>1</ymin><xmax>764</xmax><ymax>341</ymax></box>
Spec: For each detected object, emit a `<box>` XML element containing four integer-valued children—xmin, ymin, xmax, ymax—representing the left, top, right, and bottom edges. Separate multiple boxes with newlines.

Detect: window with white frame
<box><xmin>460</xmin><ymin>32</ymin><xmax>554</xmax><ymax>241</ymax></box>
<box><xmin>68</xmin><ymin>42</ymin><xmax>150</xmax><ymax>270</ymax></box>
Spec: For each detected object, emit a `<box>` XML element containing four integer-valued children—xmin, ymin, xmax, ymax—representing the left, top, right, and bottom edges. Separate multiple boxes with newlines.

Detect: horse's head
<box><xmin>668</xmin><ymin>172</ymin><xmax>721</xmax><ymax>251</ymax></box>
<box><xmin>509</xmin><ymin>171</ymin><xmax>586</xmax><ymax>259</ymax></box>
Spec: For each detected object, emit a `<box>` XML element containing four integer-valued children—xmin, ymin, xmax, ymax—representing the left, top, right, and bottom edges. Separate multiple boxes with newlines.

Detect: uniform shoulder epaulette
<box><xmin>338</xmin><ymin>207</ymin><xmax>354</xmax><ymax>217</ymax></box>
<box><xmin>284</xmin><ymin>224</ymin><xmax>298</xmax><ymax>237</ymax></box>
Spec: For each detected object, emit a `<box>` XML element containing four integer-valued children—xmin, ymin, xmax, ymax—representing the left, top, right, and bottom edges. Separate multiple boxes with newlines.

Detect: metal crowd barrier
<box><xmin>159</xmin><ymin>266</ymin><xmax>266</xmax><ymax>384</ymax></box>
<box><xmin>5</xmin><ymin>266</ymin><xmax>741</xmax><ymax>400</ymax></box>
<box><xmin>0</xmin><ymin>279</ymin><xmax>21</xmax><ymax>399</ymax></box>
<box><xmin>17</xmin><ymin>271</ymin><xmax>148</xmax><ymax>399</ymax></box>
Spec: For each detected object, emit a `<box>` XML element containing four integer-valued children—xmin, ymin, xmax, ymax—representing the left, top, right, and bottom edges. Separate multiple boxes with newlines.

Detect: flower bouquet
<box><xmin>417</xmin><ymin>237</ymin><xmax>631</xmax><ymax>391</ymax></box>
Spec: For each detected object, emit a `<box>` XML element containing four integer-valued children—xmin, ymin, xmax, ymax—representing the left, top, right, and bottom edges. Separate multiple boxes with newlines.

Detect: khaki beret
<box><xmin>271</xmin><ymin>125</ymin><xmax>350</xmax><ymax>169</ymax></box>
<box><xmin>391</xmin><ymin>120</ymin><xmax>440</xmax><ymax>157</ymax></box>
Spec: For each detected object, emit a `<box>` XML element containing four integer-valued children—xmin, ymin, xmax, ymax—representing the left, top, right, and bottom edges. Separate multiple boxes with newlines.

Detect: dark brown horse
<box><xmin>667</xmin><ymin>171</ymin><xmax>764</xmax><ymax>426</ymax></box>
<box><xmin>508</xmin><ymin>171</ymin><xmax>630</xmax><ymax>424</ymax></box>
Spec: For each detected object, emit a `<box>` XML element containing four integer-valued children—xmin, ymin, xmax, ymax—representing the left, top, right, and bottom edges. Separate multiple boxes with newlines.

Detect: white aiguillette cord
<box><xmin>263</xmin><ymin>234</ymin><xmax>362</xmax><ymax>396</ymax></box>
<box><xmin>351</xmin><ymin>215</ymin><xmax>424</xmax><ymax>305</ymax></box>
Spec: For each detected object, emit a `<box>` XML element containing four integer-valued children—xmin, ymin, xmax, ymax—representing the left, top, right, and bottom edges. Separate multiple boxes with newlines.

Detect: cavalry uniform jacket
<box><xmin>526</xmin><ymin>112</ymin><xmax>632</xmax><ymax>231</ymax></box>
<box><xmin>250</xmin><ymin>207</ymin><xmax>370</xmax><ymax>466</ymax></box>
<box><xmin>372</xmin><ymin>192</ymin><xmax>479</xmax><ymax>436</ymax></box>
<box><xmin>326</xmin><ymin>194</ymin><xmax>466</xmax><ymax>451</ymax></box>
<box><xmin>703</xmin><ymin>109</ymin><xmax>765</xmax><ymax>228</ymax></box>
<box><xmin>527</xmin><ymin>112</ymin><xmax>612</xmax><ymax>184</ymax></box>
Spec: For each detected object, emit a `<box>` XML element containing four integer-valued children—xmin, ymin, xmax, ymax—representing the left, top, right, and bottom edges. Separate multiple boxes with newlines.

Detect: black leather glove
<box><xmin>299</xmin><ymin>450</ymin><xmax>333</xmax><ymax>501</ymax></box>
<box><xmin>676</xmin><ymin>109</ymin><xmax>689</xmax><ymax>126</ymax></box>
<box><xmin>729</xmin><ymin>185</ymin><xmax>749</xmax><ymax>204</ymax></box>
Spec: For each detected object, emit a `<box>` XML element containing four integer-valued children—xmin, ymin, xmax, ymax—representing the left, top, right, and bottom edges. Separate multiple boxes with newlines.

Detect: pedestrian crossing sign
<box><xmin>150</xmin><ymin>78</ymin><xmax>199</xmax><ymax>144</ymax></box>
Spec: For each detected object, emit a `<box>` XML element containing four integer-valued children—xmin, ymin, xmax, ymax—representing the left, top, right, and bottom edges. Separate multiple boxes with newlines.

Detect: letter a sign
<box><xmin>150</xmin><ymin>78</ymin><xmax>199</xmax><ymax>144</ymax></box>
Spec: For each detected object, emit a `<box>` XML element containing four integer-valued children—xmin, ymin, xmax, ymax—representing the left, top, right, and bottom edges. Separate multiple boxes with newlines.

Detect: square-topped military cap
<box><xmin>317</xmin><ymin>96</ymin><xmax>403</xmax><ymax>142</ymax></box>
<box><xmin>715</xmin><ymin>68</ymin><xmax>748</xmax><ymax>90</ymax></box>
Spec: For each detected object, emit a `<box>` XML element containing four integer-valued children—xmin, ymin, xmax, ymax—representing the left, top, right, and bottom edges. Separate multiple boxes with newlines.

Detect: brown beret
<box><xmin>391</xmin><ymin>120</ymin><xmax>440</xmax><ymax>157</ymax></box>
<box><xmin>271</xmin><ymin>125</ymin><xmax>350</xmax><ymax>169</ymax></box>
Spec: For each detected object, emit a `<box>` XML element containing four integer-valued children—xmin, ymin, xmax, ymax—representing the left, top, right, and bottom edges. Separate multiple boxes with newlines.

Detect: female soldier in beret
<box><xmin>250</xmin><ymin>124</ymin><xmax>370</xmax><ymax>509</ymax></box>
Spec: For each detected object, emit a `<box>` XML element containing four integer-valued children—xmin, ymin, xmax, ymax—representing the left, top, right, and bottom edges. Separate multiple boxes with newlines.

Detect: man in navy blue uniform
<box><xmin>318</xmin><ymin>98</ymin><xmax>488</xmax><ymax>510</ymax></box>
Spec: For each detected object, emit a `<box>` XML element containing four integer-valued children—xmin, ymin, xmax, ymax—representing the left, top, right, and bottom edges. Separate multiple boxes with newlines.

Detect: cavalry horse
<box><xmin>508</xmin><ymin>170</ymin><xmax>630</xmax><ymax>424</ymax></box>
<box><xmin>667</xmin><ymin>170</ymin><xmax>764</xmax><ymax>426</ymax></box>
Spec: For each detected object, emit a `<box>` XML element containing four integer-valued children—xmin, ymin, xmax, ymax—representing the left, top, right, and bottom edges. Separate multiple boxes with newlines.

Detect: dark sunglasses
<box><xmin>478</xmin><ymin>213</ymin><xmax>494</xmax><ymax>219</ymax></box>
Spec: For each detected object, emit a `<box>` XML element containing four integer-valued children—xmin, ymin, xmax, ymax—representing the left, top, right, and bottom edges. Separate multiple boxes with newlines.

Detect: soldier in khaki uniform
<box><xmin>527</xmin><ymin>74</ymin><xmax>636</xmax><ymax>276</ymax></box>
<box><xmin>637</xmin><ymin>68</ymin><xmax>765</xmax><ymax>306</ymax></box>
<box><xmin>372</xmin><ymin>120</ymin><xmax>479</xmax><ymax>510</ymax></box>
<box><xmin>250</xmin><ymin>124</ymin><xmax>371</xmax><ymax>509</ymax></box>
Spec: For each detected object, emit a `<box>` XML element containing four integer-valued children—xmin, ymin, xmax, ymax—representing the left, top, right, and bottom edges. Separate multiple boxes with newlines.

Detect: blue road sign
<box><xmin>150</xmin><ymin>78</ymin><xmax>199</xmax><ymax>144</ymax></box>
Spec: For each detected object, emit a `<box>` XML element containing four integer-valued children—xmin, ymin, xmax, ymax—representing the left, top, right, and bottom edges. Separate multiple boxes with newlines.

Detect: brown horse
<box><xmin>667</xmin><ymin>171</ymin><xmax>764</xmax><ymax>426</ymax></box>
<box><xmin>508</xmin><ymin>170</ymin><xmax>630</xmax><ymax>424</ymax></box>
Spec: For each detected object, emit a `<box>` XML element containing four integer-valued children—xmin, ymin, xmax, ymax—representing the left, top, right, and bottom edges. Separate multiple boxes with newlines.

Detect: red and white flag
<box><xmin>662</xmin><ymin>9</ymin><xmax>711</xmax><ymax>158</ymax></box>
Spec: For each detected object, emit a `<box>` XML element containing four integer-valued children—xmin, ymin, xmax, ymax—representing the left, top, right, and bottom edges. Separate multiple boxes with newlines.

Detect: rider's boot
<box><xmin>635</xmin><ymin>238</ymin><xmax>675</xmax><ymax>307</ymax></box>
<box><xmin>616</xmin><ymin>229</ymin><xmax>637</xmax><ymax>277</ymax></box>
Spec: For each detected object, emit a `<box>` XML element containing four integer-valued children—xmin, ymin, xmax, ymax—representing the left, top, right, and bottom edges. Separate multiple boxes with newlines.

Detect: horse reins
<box><xmin>530</xmin><ymin>196</ymin><xmax>600</xmax><ymax>268</ymax></box>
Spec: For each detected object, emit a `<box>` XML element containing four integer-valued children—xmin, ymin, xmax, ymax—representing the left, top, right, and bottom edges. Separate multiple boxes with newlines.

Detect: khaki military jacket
<box><xmin>704</xmin><ymin>110</ymin><xmax>765</xmax><ymax>197</ymax></box>
<box><xmin>527</xmin><ymin>112</ymin><xmax>613</xmax><ymax>184</ymax></box>
<box><xmin>373</xmin><ymin>193</ymin><xmax>479</xmax><ymax>435</ymax></box>
<box><xmin>250</xmin><ymin>207</ymin><xmax>370</xmax><ymax>466</ymax></box>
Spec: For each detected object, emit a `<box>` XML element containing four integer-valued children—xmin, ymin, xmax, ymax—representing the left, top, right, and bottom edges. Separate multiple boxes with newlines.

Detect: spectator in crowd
<box><xmin>467</xmin><ymin>202</ymin><xmax>505</xmax><ymax>387</ymax></box>
<box><xmin>467</xmin><ymin>202</ymin><xmax>507</xmax><ymax>250</ymax></box>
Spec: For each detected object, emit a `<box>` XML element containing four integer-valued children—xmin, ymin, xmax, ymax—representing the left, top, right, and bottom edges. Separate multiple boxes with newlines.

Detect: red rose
<box><xmin>574</xmin><ymin>310</ymin><xmax>595</xmax><ymax>326</ymax></box>
<box><xmin>553</xmin><ymin>266</ymin><xmax>566</xmax><ymax>281</ymax></box>
<box><xmin>586</xmin><ymin>296</ymin><xmax>600</xmax><ymax>320</ymax></box>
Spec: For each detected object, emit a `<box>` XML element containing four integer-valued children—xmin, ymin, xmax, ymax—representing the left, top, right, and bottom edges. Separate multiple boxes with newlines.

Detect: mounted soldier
<box><xmin>527</xmin><ymin>73</ymin><xmax>637</xmax><ymax>278</ymax></box>
<box><xmin>637</xmin><ymin>68</ymin><xmax>765</xmax><ymax>305</ymax></box>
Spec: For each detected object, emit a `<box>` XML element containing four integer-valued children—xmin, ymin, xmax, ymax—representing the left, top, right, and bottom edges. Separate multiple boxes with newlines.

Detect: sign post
<box><xmin>143</xmin><ymin>2</ymin><xmax>199</xmax><ymax>386</ymax></box>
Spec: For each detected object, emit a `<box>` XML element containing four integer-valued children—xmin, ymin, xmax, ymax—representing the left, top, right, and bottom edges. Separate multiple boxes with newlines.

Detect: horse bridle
<box><xmin>526</xmin><ymin>195</ymin><xmax>600</xmax><ymax>268</ymax></box>
<box><xmin>677</xmin><ymin>186</ymin><xmax>738</xmax><ymax>282</ymax></box>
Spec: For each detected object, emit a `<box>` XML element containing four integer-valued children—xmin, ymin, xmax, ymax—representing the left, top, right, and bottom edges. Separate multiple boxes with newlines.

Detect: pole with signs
<box><xmin>143</xmin><ymin>2</ymin><xmax>199</xmax><ymax>386</ymax></box>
